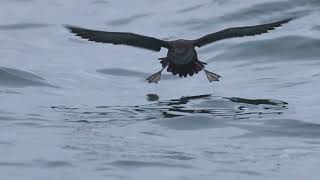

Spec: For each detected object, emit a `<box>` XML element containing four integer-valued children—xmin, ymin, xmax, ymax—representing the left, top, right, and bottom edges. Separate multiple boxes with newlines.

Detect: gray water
<box><xmin>1</xmin><ymin>0</ymin><xmax>320</xmax><ymax>179</ymax></box>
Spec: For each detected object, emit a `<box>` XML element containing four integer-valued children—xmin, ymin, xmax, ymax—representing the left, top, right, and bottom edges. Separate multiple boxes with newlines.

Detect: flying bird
<box><xmin>66</xmin><ymin>18</ymin><xmax>291</xmax><ymax>84</ymax></box>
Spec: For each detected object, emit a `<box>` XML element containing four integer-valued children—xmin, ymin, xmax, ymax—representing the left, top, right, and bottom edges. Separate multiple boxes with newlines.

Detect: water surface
<box><xmin>1</xmin><ymin>0</ymin><xmax>320</xmax><ymax>179</ymax></box>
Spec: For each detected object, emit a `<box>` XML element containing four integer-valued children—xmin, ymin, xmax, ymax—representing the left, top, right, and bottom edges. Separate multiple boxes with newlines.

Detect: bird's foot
<box><xmin>146</xmin><ymin>71</ymin><xmax>162</xmax><ymax>84</ymax></box>
<box><xmin>146</xmin><ymin>66</ymin><xmax>167</xmax><ymax>84</ymax></box>
<box><xmin>204</xmin><ymin>69</ymin><xmax>221</xmax><ymax>82</ymax></box>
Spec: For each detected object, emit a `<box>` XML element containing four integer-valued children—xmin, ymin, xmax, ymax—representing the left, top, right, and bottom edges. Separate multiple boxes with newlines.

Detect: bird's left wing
<box><xmin>66</xmin><ymin>25</ymin><xmax>170</xmax><ymax>51</ymax></box>
<box><xmin>193</xmin><ymin>18</ymin><xmax>292</xmax><ymax>48</ymax></box>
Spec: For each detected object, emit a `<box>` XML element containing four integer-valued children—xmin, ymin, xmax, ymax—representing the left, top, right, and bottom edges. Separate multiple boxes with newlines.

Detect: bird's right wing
<box><xmin>66</xmin><ymin>25</ymin><xmax>170</xmax><ymax>51</ymax></box>
<box><xmin>193</xmin><ymin>18</ymin><xmax>292</xmax><ymax>48</ymax></box>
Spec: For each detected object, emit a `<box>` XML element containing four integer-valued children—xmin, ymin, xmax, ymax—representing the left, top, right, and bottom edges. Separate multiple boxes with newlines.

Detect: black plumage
<box><xmin>66</xmin><ymin>18</ymin><xmax>292</xmax><ymax>84</ymax></box>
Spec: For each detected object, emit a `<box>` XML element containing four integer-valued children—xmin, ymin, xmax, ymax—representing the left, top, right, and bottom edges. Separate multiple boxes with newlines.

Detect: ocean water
<box><xmin>1</xmin><ymin>0</ymin><xmax>320</xmax><ymax>179</ymax></box>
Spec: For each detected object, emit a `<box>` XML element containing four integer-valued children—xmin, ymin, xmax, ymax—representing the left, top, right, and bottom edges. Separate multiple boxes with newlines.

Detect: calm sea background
<box><xmin>1</xmin><ymin>0</ymin><xmax>320</xmax><ymax>179</ymax></box>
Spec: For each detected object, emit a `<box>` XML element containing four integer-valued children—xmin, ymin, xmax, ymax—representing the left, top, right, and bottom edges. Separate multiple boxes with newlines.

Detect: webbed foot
<box><xmin>146</xmin><ymin>71</ymin><xmax>162</xmax><ymax>84</ymax></box>
<box><xmin>146</xmin><ymin>66</ymin><xmax>167</xmax><ymax>84</ymax></box>
<box><xmin>204</xmin><ymin>69</ymin><xmax>221</xmax><ymax>82</ymax></box>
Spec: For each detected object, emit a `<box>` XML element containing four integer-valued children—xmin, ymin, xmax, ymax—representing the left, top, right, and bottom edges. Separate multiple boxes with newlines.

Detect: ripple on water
<box><xmin>109</xmin><ymin>160</ymin><xmax>193</xmax><ymax>169</ymax></box>
<box><xmin>234</xmin><ymin>119</ymin><xmax>320</xmax><ymax>139</ymax></box>
<box><xmin>53</xmin><ymin>94</ymin><xmax>288</xmax><ymax>127</ymax></box>
<box><xmin>34</xmin><ymin>159</ymin><xmax>73</xmax><ymax>168</ymax></box>
<box><xmin>176</xmin><ymin>4</ymin><xmax>205</xmax><ymax>13</ymax></box>
<box><xmin>216</xmin><ymin>1</ymin><xmax>309</xmax><ymax>24</ymax></box>
<box><xmin>169</xmin><ymin>1</ymin><xmax>311</xmax><ymax>31</ymax></box>
<box><xmin>0</xmin><ymin>23</ymin><xmax>50</xmax><ymax>31</ymax></box>
<box><xmin>0</xmin><ymin>162</ymin><xmax>31</xmax><ymax>167</ymax></box>
<box><xmin>0</xmin><ymin>67</ymin><xmax>57</xmax><ymax>87</ymax></box>
<box><xmin>210</xmin><ymin>36</ymin><xmax>320</xmax><ymax>62</ymax></box>
<box><xmin>107</xmin><ymin>14</ymin><xmax>152</xmax><ymax>26</ymax></box>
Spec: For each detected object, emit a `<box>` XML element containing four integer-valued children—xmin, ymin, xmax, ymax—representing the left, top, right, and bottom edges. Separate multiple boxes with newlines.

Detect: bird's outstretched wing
<box><xmin>193</xmin><ymin>18</ymin><xmax>292</xmax><ymax>47</ymax></box>
<box><xmin>65</xmin><ymin>25</ymin><xmax>170</xmax><ymax>51</ymax></box>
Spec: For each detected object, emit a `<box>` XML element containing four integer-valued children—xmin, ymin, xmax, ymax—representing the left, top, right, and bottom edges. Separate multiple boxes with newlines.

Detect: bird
<box><xmin>65</xmin><ymin>18</ymin><xmax>291</xmax><ymax>84</ymax></box>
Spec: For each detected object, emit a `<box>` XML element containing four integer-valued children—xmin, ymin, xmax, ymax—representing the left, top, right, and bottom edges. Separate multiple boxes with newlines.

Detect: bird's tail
<box><xmin>158</xmin><ymin>57</ymin><xmax>207</xmax><ymax>78</ymax></box>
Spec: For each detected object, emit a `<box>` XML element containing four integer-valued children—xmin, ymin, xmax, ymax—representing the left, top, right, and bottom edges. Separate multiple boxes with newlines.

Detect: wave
<box><xmin>0</xmin><ymin>23</ymin><xmax>50</xmax><ymax>31</ymax></box>
<box><xmin>0</xmin><ymin>67</ymin><xmax>56</xmax><ymax>87</ymax></box>
<box><xmin>107</xmin><ymin>13</ymin><xmax>151</xmax><ymax>26</ymax></box>
<box><xmin>209</xmin><ymin>36</ymin><xmax>320</xmax><ymax>62</ymax></box>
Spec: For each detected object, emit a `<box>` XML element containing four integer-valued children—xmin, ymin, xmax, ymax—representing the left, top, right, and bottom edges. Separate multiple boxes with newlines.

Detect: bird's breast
<box><xmin>168</xmin><ymin>48</ymin><xmax>196</xmax><ymax>65</ymax></box>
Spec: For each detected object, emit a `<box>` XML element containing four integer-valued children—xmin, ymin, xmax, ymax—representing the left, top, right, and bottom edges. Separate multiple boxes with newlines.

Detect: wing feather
<box><xmin>193</xmin><ymin>18</ymin><xmax>292</xmax><ymax>47</ymax></box>
<box><xmin>66</xmin><ymin>25</ymin><xmax>170</xmax><ymax>51</ymax></box>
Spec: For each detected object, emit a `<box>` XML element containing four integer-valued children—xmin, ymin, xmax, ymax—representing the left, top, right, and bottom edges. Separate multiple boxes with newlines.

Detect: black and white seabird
<box><xmin>66</xmin><ymin>18</ymin><xmax>291</xmax><ymax>84</ymax></box>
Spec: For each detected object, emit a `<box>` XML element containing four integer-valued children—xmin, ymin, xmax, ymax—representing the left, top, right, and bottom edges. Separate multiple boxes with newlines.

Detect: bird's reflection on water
<box><xmin>52</xmin><ymin>94</ymin><xmax>288</xmax><ymax>123</ymax></box>
<box><xmin>146</xmin><ymin>94</ymin><xmax>287</xmax><ymax>119</ymax></box>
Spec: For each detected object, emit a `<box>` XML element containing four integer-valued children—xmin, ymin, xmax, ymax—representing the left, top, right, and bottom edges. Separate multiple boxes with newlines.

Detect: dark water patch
<box><xmin>0</xmin><ymin>115</ymin><xmax>23</xmax><ymax>121</ymax></box>
<box><xmin>146</xmin><ymin>94</ymin><xmax>159</xmax><ymax>101</ymax></box>
<box><xmin>51</xmin><ymin>105</ymin><xmax>79</xmax><ymax>110</ymax></box>
<box><xmin>0</xmin><ymin>162</ymin><xmax>32</xmax><ymax>167</ymax></box>
<box><xmin>0</xmin><ymin>67</ymin><xmax>57</xmax><ymax>88</ymax></box>
<box><xmin>54</xmin><ymin>94</ymin><xmax>287</xmax><ymax>125</ymax></box>
<box><xmin>61</xmin><ymin>144</ymin><xmax>85</xmax><ymax>151</ymax></box>
<box><xmin>34</xmin><ymin>159</ymin><xmax>73</xmax><ymax>168</ymax></box>
<box><xmin>204</xmin><ymin>150</ymin><xmax>229</xmax><ymax>155</ymax></box>
<box><xmin>226</xmin><ymin>97</ymin><xmax>288</xmax><ymax>106</ymax></box>
<box><xmin>26</xmin><ymin>113</ymin><xmax>42</xmax><ymax>117</ymax></box>
<box><xmin>0</xmin><ymin>141</ymin><xmax>12</xmax><ymax>145</ymax></box>
<box><xmin>97</xmin><ymin>68</ymin><xmax>178</xmax><ymax>80</ymax></box>
<box><xmin>160</xmin><ymin>94</ymin><xmax>212</xmax><ymax>106</ymax></box>
<box><xmin>107</xmin><ymin>14</ymin><xmax>151</xmax><ymax>26</ymax></box>
<box><xmin>155</xmin><ymin>95</ymin><xmax>286</xmax><ymax>119</ymax></box>
<box><xmin>13</xmin><ymin>122</ymin><xmax>42</xmax><ymax>127</ymax></box>
<box><xmin>0</xmin><ymin>23</ymin><xmax>50</xmax><ymax>31</ymax></box>
<box><xmin>70</xmin><ymin>120</ymin><xmax>104</xmax><ymax>124</ymax></box>
<box><xmin>210</xmin><ymin>36</ymin><xmax>320</xmax><ymax>62</ymax></box>
<box><xmin>110</xmin><ymin>160</ymin><xmax>192</xmax><ymax>169</ymax></box>
<box><xmin>314</xmin><ymin>25</ymin><xmax>320</xmax><ymax>31</ymax></box>
<box><xmin>157</xmin><ymin>151</ymin><xmax>195</xmax><ymax>161</ymax></box>
<box><xmin>177</xmin><ymin>4</ymin><xmax>205</xmax><ymax>13</ymax></box>
<box><xmin>140</xmin><ymin>131</ymin><xmax>165</xmax><ymax>137</ymax></box>
<box><xmin>218</xmin><ymin>169</ymin><xmax>261</xmax><ymax>176</ymax></box>
<box><xmin>312</xmin><ymin>73</ymin><xmax>320</xmax><ymax>77</ymax></box>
